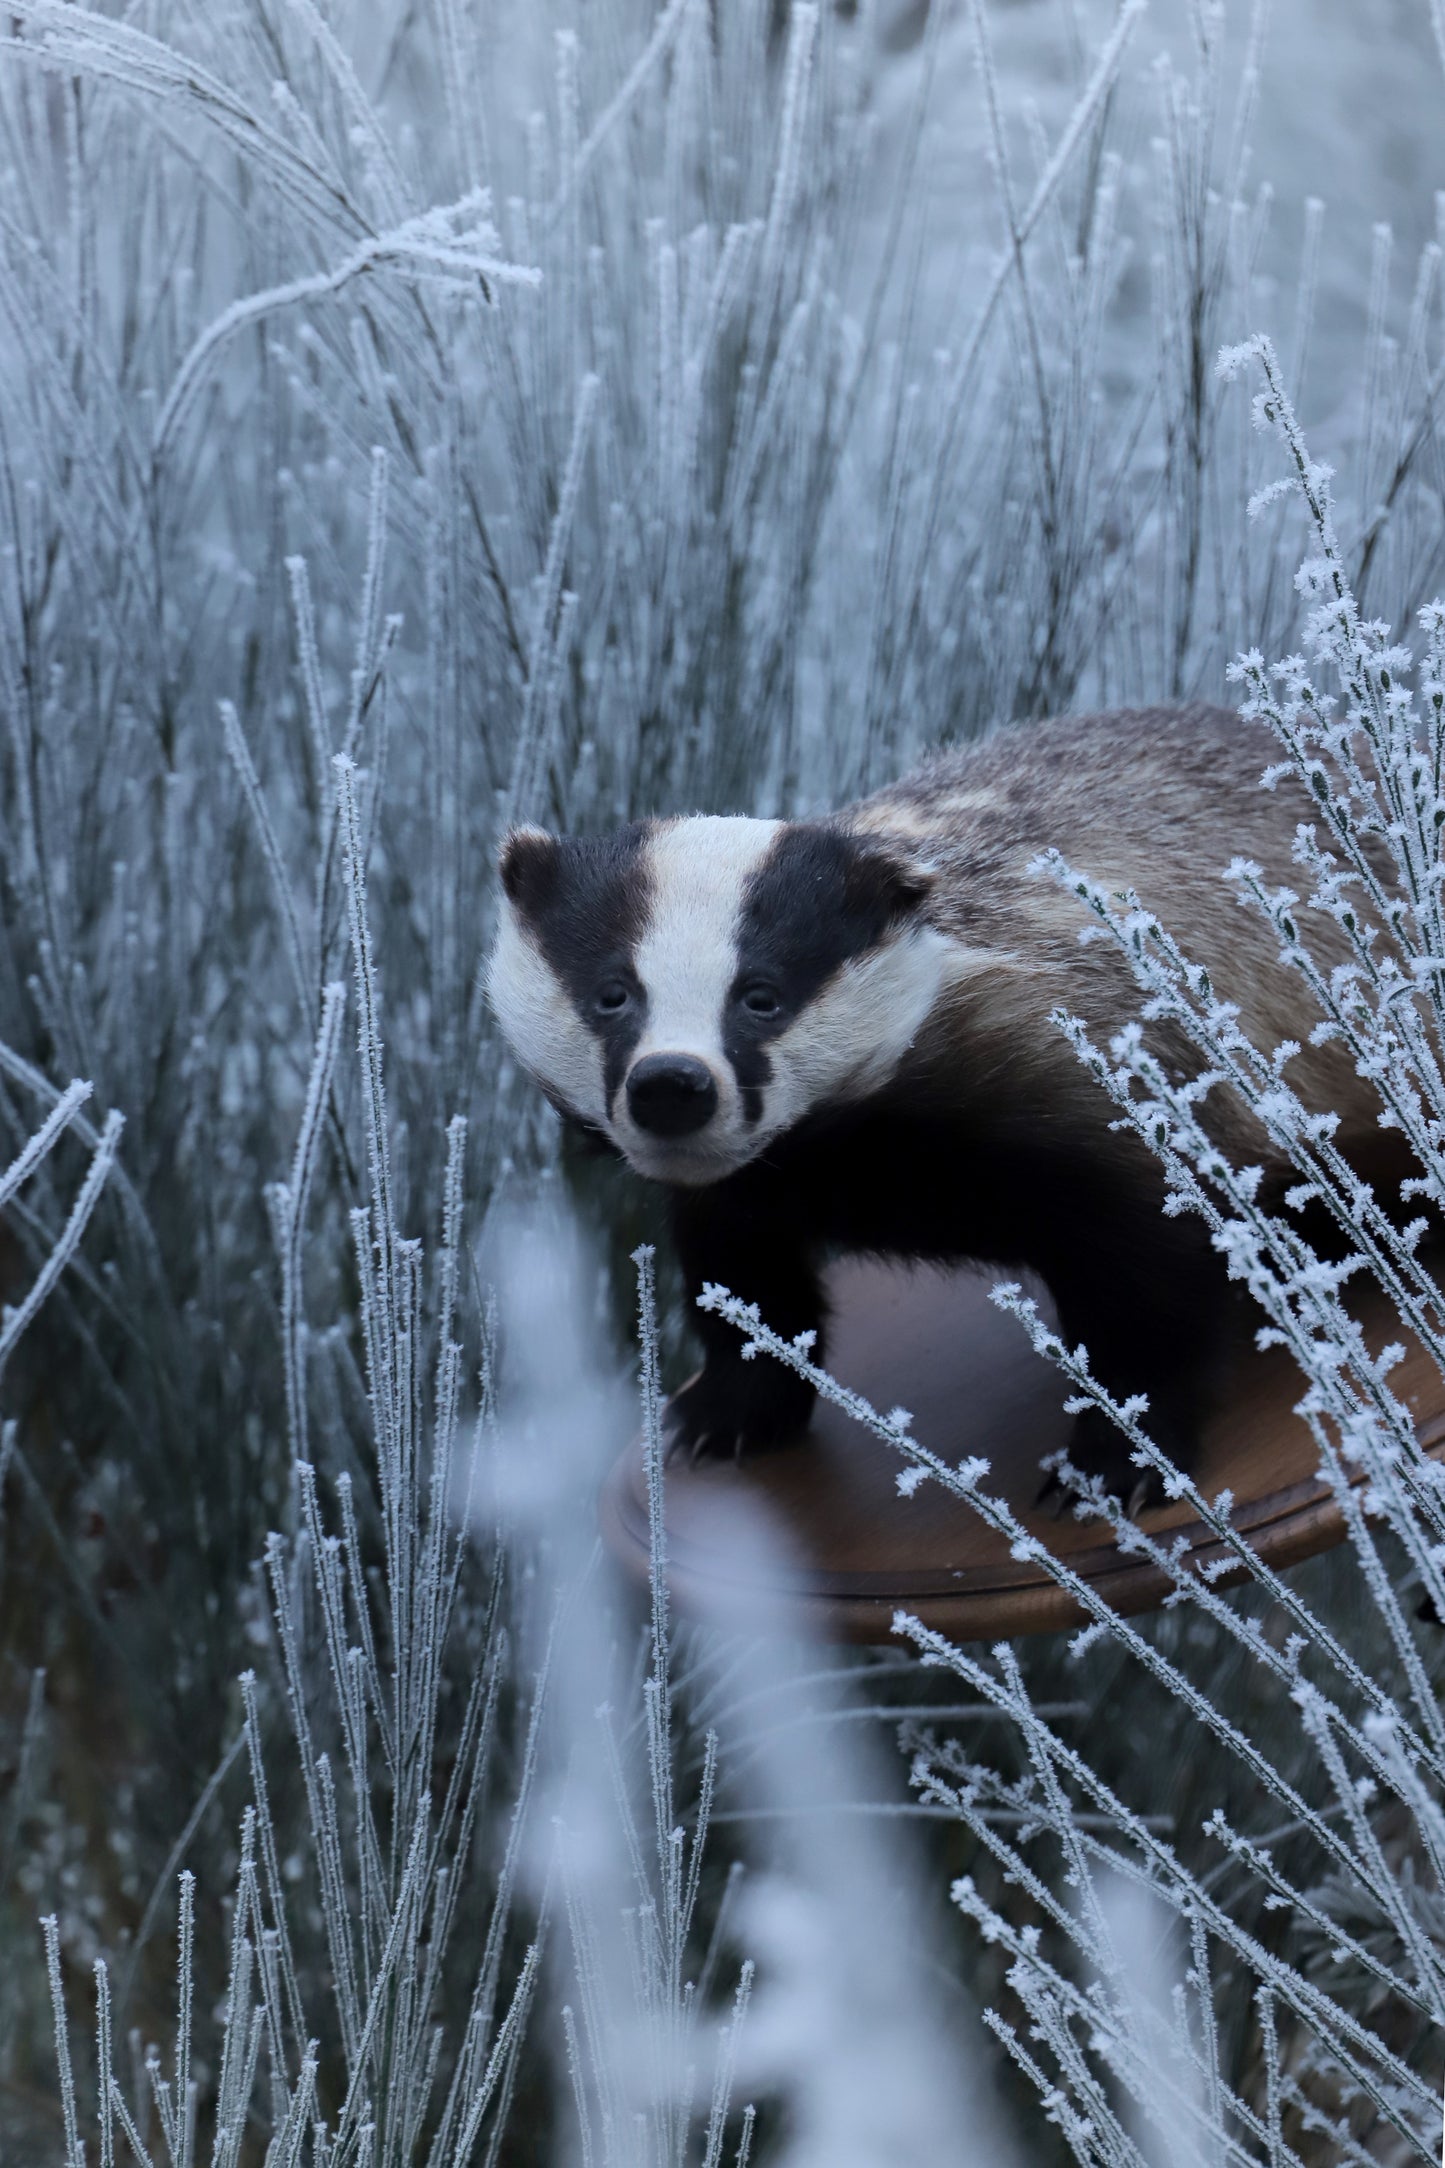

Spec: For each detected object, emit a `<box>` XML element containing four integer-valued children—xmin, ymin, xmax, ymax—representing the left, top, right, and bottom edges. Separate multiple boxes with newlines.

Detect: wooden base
<box><xmin>600</xmin><ymin>1258</ymin><xmax>1445</xmax><ymax>1644</ymax></box>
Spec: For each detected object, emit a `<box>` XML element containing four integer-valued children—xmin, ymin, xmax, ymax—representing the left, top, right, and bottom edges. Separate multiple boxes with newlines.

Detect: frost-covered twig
<box><xmin>0</xmin><ymin>1106</ymin><xmax>123</xmax><ymax>1383</ymax></box>
<box><xmin>155</xmin><ymin>199</ymin><xmax>539</xmax><ymax>459</ymax></box>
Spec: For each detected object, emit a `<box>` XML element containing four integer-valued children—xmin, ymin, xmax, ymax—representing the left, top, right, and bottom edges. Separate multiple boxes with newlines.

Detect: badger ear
<box><xmin>843</xmin><ymin>841</ymin><xmax>935</xmax><ymax>924</ymax></box>
<box><xmin>498</xmin><ymin>825</ymin><xmax>559</xmax><ymax>914</ymax></box>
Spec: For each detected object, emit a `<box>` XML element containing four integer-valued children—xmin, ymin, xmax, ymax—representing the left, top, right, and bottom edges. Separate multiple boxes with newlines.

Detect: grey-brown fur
<box><xmin>844</xmin><ymin>701</ymin><xmax>1373</xmax><ymax>1161</ymax></box>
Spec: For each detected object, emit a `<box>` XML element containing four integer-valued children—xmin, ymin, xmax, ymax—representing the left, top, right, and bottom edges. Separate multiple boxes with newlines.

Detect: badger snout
<box><xmin>626</xmin><ymin>1053</ymin><xmax>720</xmax><ymax>1138</ymax></box>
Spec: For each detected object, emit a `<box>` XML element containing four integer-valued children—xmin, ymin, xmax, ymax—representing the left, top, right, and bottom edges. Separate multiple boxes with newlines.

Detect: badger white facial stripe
<box><xmin>632</xmin><ymin>817</ymin><xmax>780</xmax><ymax>1073</ymax></box>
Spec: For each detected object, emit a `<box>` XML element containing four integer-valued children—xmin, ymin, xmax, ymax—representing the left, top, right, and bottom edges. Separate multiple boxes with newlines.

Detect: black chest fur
<box><xmin>661</xmin><ymin>1081</ymin><xmax>1238</xmax><ymax>1498</ymax></box>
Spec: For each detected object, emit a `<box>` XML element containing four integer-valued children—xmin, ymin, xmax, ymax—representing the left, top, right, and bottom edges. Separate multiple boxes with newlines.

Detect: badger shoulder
<box><xmin>844</xmin><ymin>704</ymin><xmax>1284</xmax><ymax>901</ymax></box>
<box><xmin>842</xmin><ymin>703</ymin><xmax>1284</xmax><ymax>990</ymax></box>
<box><xmin>841</xmin><ymin>703</ymin><xmax>1373</xmax><ymax>1155</ymax></box>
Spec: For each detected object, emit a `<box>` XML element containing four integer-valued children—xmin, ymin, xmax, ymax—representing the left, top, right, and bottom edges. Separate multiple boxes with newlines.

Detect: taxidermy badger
<box><xmin>487</xmin><ymin>704</ymin><xmax>1387</xmax><ymax>1497</ymax></box>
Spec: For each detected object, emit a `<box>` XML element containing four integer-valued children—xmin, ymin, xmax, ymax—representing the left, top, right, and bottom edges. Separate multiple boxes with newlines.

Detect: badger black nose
<box><xmin>626</xmin><ymin>1054</ymin><xmax>719</xmax><ymax>1138</ymax></box>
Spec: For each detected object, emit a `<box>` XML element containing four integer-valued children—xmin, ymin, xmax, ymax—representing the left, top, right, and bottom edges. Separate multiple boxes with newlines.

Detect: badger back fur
<box><xmin>488</xmin><ymin>705</ymin><xmax>1390</xmax><ymax>1490</ymax></box>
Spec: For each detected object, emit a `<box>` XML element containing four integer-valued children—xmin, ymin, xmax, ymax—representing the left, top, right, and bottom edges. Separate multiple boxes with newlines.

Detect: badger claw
<box><xmin>661</xmin><ymin>1363</ymin><xmax>815</xmax><ymax>1466</ymax></box>
<box><xmin>1125</xmin><ymin>1473</ymin><xmax>1156</xmax><ymax>1522</ymax></box>
<box><xmin>1033</xmin><ymin>1460</ymin><xmax>1167</xmax><ymax>1522</ymax></box>
<box><xmin>1034</xmin><ymin>1423</ymin><xmax>1168</xmax><ymax>1522</ymax></box>
<box><xmin>659</xmin><ymin>1406</ymin><xmax>726</xmax><ymax>1468</ymax></box>
<box><xmin>1034</xmin><ymin>1468</ymin><xmax>1073</xmax><ymax>1520</ymax></box>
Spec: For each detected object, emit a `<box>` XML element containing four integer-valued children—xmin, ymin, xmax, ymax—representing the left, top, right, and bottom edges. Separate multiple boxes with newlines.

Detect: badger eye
<box><xmin>738</xmin><ymin>982</ymin><xmax>781</xmax><ymax>1019</ymax></box>
<box><xmin>596</xmin><ymin>982</ymin><xmax>632</xmax><ymax>1015</ymax></box>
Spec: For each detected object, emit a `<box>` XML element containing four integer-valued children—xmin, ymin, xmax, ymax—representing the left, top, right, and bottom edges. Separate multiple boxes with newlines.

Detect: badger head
<box><xmin>487</xmin><ymin>813</ymin><xmax>949</xmax><ymax>1186</ymax></box>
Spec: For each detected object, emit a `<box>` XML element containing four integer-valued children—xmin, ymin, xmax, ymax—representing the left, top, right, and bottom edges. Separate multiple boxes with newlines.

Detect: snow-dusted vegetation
<box><xmin>2</xmin><ymin>0</ymin><xmax>1445</xmax><ymax>2159</ymax></box>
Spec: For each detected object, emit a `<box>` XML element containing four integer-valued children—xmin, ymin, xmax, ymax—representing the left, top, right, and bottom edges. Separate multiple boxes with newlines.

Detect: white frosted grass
<box><xmin>480</xmin><ymin>1227</ymin><xmax>768</xmax><ymax>2166</ymax></box>
<box><xmin>699</xmin><ymin>1963</ymin><xmax>753</xmax><ymax>2168</ymax></box>
<box><xmin>1098</xmin><ymin>1876</ymin><xmax>1215</xmax><ymax>2168</ymax></box>
<box><xmin>237</xmin><ymin>1671</ymin><xmax>306</xmax><ymax>2051</ymax></box>
<box><xmin>270</xmin><ymin>981</ymin><xmax>347</xmax><ymax>1463</ymax></box>
<box><xmin>0</xmin><ymin>1104</ymin><xmax>123</xmax><ymax>1386</ymax></box>
<box><xmin>911</xmin><ymin>1645</ymin><xmax>1432</xmax><ymax>2161</ymax></box>
<box><xmin>0</xmin><ymin>1074</ymin><xmax>90</xmax><ymax>1209</ymax></box>
<box><xmin>980</xmin><ymin>357</ymin><xmax>1445</xmax><ymax>2127</ymax></box>
<box><xmin>43</xmin><ymin>1912</ymin><xmax>83</xmax><ymax>2168</ymax></box>
<box><xmin>873</xmin><ymin>0</ymin><xmax>1148</xmax><ymax>740</ymax></box>
<box><xmin>49</xmin><ymin>870</ymin><xmax>545</xmax><ymax>2162</ymax></box>
<box><xmin>221</xmin><ymin>699</ymin><xmax>315</xmax><ymax>1018</ymax></box>
<box><xmin>697</xmin><ymin>1276</ymin><xmax>1442</xmax><ymax>2155</ymax></box>
<box><xmin>667</xmin><ymin>1491</ymin><xmax>1018</xmax><ymax>2168</ymax></box>
<box><xmin>336</xmin><ymin>751</ymin><xmax>401</xmax><ymax>1461</ymax></box>
<box><xmin>349</xmin><ymin>451</ymin><xmax>394</xmax><ymax>766</ymax></box>
<box><xmin>449</xmin><ymin>1941</ymin><xmax>543</xmax><ymax>2166</ymax></box>
<box><xmin>174</xmin><ymin>1868</ymin><xmax>195</xmax><ymax>2167</ymax></box>
<box><xmin>0</xmin><ymin>1126</ymin><xmax>140</xmax><ymax>1455</ymax></box>
<box><xmin>152</xmin><ymin>215</ymin><xmax>539</xmax><ymax>466</ymax></box>
<box><xmin>730</xmin><ymin>2</ymin><xmax>818</xmax><ymax>482</ymax></box>
<box><xmin>505</xmin><ymin>371</ymin><xmax>601</xmax><ymax>832</ymax></box>
<box><xmin>988</xmin><ymin>1281</ymin><xmax>1445</xmax><ymax>1780</ymax></box>
<box><xmin>12</xmin><ymin>0</ymin><xmax>1445</xmax><ymax>2158</ymax></box>
<box><xmin>285</xmin><ymin>554</ymin><xmax>335</xmax><ymax>827</ymax></box>
<box><xmin>94</xmin><ymin>1958</ymin><xmax>116</xmax><ymax>2168</ymax></box>
<box><xmin>550</xmin><ymin>0</ymin><xmax>692</xmax><ymax>227</ymax></box>
<box><xmin>1</xmin><ymin>6</ymin><xmax>354</xmax><ymax>236</ymax></box>
<box><xmin>1012</xmin><ymin>347</ymin><xmax>1445</xmax><ymax>1665</ymax></box>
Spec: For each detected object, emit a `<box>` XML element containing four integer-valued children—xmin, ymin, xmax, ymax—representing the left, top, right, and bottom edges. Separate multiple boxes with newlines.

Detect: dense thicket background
<box><xmin>3</xmin><ymin>0</ymin><xmax>1445</xmax><ymax>2160</ymax></box>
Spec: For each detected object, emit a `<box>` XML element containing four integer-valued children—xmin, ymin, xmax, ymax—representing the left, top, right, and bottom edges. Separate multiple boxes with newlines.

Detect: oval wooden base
<box><xmin>600</xmin><ymin>1258</ymin><xmax>1445</xmax><ymax>1644</ymax></box>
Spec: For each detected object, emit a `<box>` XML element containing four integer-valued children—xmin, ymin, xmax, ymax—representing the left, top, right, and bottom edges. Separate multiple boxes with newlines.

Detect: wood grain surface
<box><xmin>599</xmin><ymin>1257</ymin><xmax>1445</xmax><ymax>1643</ymax></box>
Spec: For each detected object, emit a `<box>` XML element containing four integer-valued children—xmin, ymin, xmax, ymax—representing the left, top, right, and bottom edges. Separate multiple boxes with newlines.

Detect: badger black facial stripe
<box><xmin>730</xmin><ymin>1044</ymin><xmax>772</xmax><ymax>1126</ymax></box>
<box><xmin>709</xmin><ymin>827</ymin><xmax>916</xmax><ymax>1122</ymax></box>
<box><xmin>733</xmin><ymin>827</ymin><xmax>911</xmax><ymax>1016</ymax></box>
<box><xmin>520</xmin><ymin>822</ymin><xmax>652</xmax><ymax>1106</ymax></box>
<box><xmin>522</xmin><ymin>824</ymin><xmax>649</xmax><ymax>990</ymax></box>
<box><xmin>598</xmin><ymin>996</ymin><xmax>647</xmax><ymax>1113</ymax></box>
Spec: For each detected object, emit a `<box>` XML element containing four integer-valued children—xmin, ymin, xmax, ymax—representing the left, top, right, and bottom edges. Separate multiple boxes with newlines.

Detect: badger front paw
<box><xmin>1035</xmin><ymin>1401</ymin><xmax>1209</xmax><ymax>1520</ymax></box>
<box><xmin>1036</xmin><ymin>1408</ymin><xmax>1170</xmax><ymax>1520</ymax></box>
<box><xmin>663</xmin><ymin>1361</ymin><xmax>817</xmax><ymax>1463</ymax></box>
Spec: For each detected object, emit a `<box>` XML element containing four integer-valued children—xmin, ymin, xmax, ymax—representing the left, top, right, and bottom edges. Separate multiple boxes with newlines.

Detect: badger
<box><xmin>487</xmin><ymin>704</ymin><xmax>1392</xmax><ymax>1498</ymax></box>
